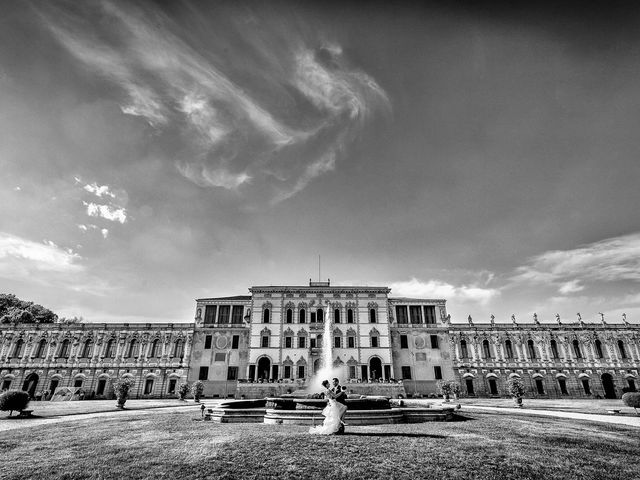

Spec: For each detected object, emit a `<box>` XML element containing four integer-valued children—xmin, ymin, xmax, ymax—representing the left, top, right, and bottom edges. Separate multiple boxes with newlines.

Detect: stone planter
<box><xmin>514</xmin><ymin>397</ymin><xmax>523</xmax><ymax>408</ymax></box>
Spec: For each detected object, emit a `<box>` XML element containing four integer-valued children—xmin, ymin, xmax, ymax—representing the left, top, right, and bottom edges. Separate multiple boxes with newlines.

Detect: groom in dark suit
<box><xmin>332</xmin><ymin>377</ymin><xmax>347</xmax><ymax>434</ymax></box>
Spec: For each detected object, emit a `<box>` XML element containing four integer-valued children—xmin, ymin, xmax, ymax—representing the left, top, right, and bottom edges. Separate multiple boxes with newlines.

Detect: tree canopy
<box><xmin>0</xmin><ymin>294</ymin><xmax>57</xmax><ymax>324</ymax></box>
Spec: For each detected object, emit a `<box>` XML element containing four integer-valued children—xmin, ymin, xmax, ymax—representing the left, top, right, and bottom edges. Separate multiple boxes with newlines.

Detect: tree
<box><xmin>191</xmin><ymin>381</ymin><xmax>204</xmax><ymax>403</ymax></box>
<box><xmin>177</xmin><ymin>382</ymin><xmax>190</xmax><ymax>401</ymax></box>
<box><xmin>0</xmin><ymin>390</ymin><xmax>30</xmax><ymax>416</ymax></box>
<box><xmin>0</xmin><ymin>294</ymin><xmax>57</xmax><ymax>324</ymax></box>
<box><xmin>506</xmin><ymin>377</ymin><xmax>526</xmax><ymax>406</ymax></box>
<box><xmin>111</xmin><ymin>377</ymin><xmax>135</xmax><ymax>408</ymax></box>
<box><xmin>58</xmin><ymin>316</ymin><xmax>84</xmax><ymax>324</ymax></box>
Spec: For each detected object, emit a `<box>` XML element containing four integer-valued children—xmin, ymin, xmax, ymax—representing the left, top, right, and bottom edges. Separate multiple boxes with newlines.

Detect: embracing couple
<box><xmin>309</xmin><ymin>378</ymin><xmax>348</xmax><ymax>435</ymax></box>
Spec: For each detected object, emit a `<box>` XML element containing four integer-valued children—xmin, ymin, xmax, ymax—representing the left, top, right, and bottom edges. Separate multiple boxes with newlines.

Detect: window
<box><xmin>627</xmin><ymin>379</ymin><xmax>636</xmax><ymax>391</ymax></box>
<box><xmin>167</xmin><ymin>379</ymin><xmax>177</xmax><ymax>394</ymax></box>
<box><xmin>581</xmin><ymin>378</ymin><xmax>591</xmax><ymax>395</ymax></box>
<box><xmin>618</xmin><ymin>340</ymin><xmax>627</xmax><ymax>359</ymax></box>
<box><xmin>214</xmin><ymin>352</ymin><xmax>226</xmax><ymax>362</ymax></box>
<box><xmin>299</xmin><ymin>309</ymin><xmax>306</xmax><ymax>323</ymax></box>
<box><xmin>595</xmin><ymin>339</ymin><xmax>604</xmax><ymax>358</ymax></box>
<box><xmin>150</xmin><ymin>339</ymin><xmax>159</xmax><ymax>358</ymax></box>
<box><xmin>59</xmin><ymin>340</ymin><xmax>70</xmax><ymax>358</ymax></box>
<box><xmin>505</xmin><ymin>340</ymin><xmax>513</xmax><ymax>359</ymax></box>
<box><xmin>400</xmin><ymin>335</ymin><xmax>408</xmax><ymax>349</ymax></box>
<box><xmin>347</xmin><ymin>309</ymin><xmax>354</xmax><ymax>323</ymax></box>
<box><xmin>466</xmin><ymin>379</ymin><xmax>475</xmax><ymax>396</ymax></box>
<box><xmin>204</xmin><ymin>335</ymin><xmax>213</xmax><ymax>349</ymax></box>
<box><xmin>297</xmin><ymin>336</ymin><xmax>306</xmax><ymax>348</ymax></box>
<box><xmin>347</xmin><ymin>336</ymin><xmax>355</xmax><ymax>348</ymax></box>
<box><xmin>96</xmin><ymin>379</ymin><xmax>106</xmax><ymax>396</ymax></box>
<box><xmin>371</xmin><ymin>336</ymin><xmax>379</xmax><ymax>348</ymax></box>
<box><xmin>284</xmin><ymin>366</ymin><xmax>291</xmax><ymax>379</ymax></box>
<box><xmin>489</xmin><ymin>378</ymin><xmax>498</xmax><ymax>395</ymax></box>
<box><xmin>173</xmin><ymin>340</ymin><xmax>184</xmax><ymax>358</ymax></box>
<box><xmin>395</xmin><ymin>306</ymin><xmax>408</xmax><ymax>324</ymax></box>
<box><xmin>232</xmin><ymin>335</ymin><xmax>239</xmax><ymax>349</ymax></box>
<box><xmin>430</xmin><ymin>335</ymin><xmax>439</xmax><ymax>349</ymax></box>
<box><xmin>298</xmin><ymin>365</ymin><xmax>305</xmax><ymax>378</ymax></box>
<box><xmin>104</xmin><ymin>340</ymin><xmax>114</xmax><ymax>358</ymax></box>
<box><xmin>34</xmin><ymin>340</ymin><xmax>47</xmax><ymax>358</ymax></box>
<box><xmin>460</xmin><ymin>340</ymin><xmax>468</xmax><ymax>358</ymax></box>
<box><xmin>409</xmin><ymin>306</ymin><xmax>422</xmax><ymax>324</ymax></box>
<box><xmin>204</xmin><ymin>305</ymin><xmax>217</xmax><ymax>324</ymax></box>
<box><xmin>434</xmin><ymin>366</ymin><xmax>443</xmax><ymax>380</ymax></box>
<box><xmin>334</xmin><ymin>336</ymin><xmax>341</xmax><ymax>348</ymax></box>
<box><xmin>263</xmin><ymin>309</ymin><xmax>270</xmax><ymax>323</ymax></box>
<box><xmin>127</xmin><ymin>340</ymin><xmax>138</xmax><ymax>358</ymax></box>
<box><xmin>261</xmin><ymin>336</ymin><xmax>269</xmax><ymax>348</ymax></box>
<box><xmin>334</xmin><ymin>309</ymin><xmax>340</xmax><ymax>323</ymax></box>
<box><xmin>231</xmin><ymin>306</ymin><xmax>244</xmax><ymax>324</ymax></box>
<box><xmin>550</xmin><ymin>340</ymin><xmax>559</xmax><ymax>359</ymax></box>
<box><xmin>573</xmin><ymin>340</ymin><xmax>582</xmax><ymax>359</ymax></box>
<box><xmin>144</xmin><ymin>379</ymin><xmax>154</xmax><ymax>395</ymax></box>
<box><xmin>558</xmin><ymin>378</ymin><xmax>568</xmax><ymax>395</ymax></box>
<box><xmin>369</xmin><ymin>309</ymin><xmax>377</xmax><ymax>323</ymax></box>
<box><xmin>349</xmin><ymin>366</ymin><xmax>356</xmax><ymax>379</ymax></box>
<box><xmin>199</xmin><ymin>367</ymin><xmax>209</xmax><ymax>381</ymax></box>
<box><xmin>218</xmin><ymin>305</ymin><xmax>230</xmax><ymax>324</ymax></box>
<box><xmin>317</xmin><ymin>309</ymin><xmax>324</xmax><ymax>323</ymax></box>
<box><xmin>74</xmin><ymin>378</ymin><xmax>83</xmax><ymax>388</ymax></box>
<box><xmin>424</xmin><ymin>306</ymin><xmax>436</xmax><ymax>324</ymax></box>
<box><xmin>310</xmin><ymin>311</ymin><xmax>316</xmax><ymax>323</ymax></box>
<box><xmin>535</xmin><ymin>378</ymin><xmax>545</xmax><ymax>395</ymax></box>
<box><xmin>285</xmin><ymin>337</ymin><xmax>292</xmax><ymax>349</ymax></box>
<box><xmin>401</xmin><ymin>366</ymin><xmax>412</xmax><ymax>380</ymax></box>
<box><xmin>527</xmin><ymin>340</ymin><xmax>536</xmax><ymax>360</ymax></box>
<box><xmin>2</xmin><ymin>379</ymin><xmax>12</xmax><ymax>390</ymax></box>
<box><xmin>227</xmin><ymin>367</ymin><xmax>238</xmax><ymax>380</ymax></box>
<box><xmin>12</xmin><ymin>339</ymin><xmax>24</xmax><ymax>358</ymax></box>
<box><xmin>286</xmin><ymin>309</ymin><xmax>293</xmax><ymax>324</ymax></box>
<box><xmin>482</xmin><ymin>340</ymin><xmax>491</xmax><ymax>358</ymax></box>
<box><xmin>81</xmin><ymin>341</ymin><xmax>92</xmax><ymax>358</ymax></box>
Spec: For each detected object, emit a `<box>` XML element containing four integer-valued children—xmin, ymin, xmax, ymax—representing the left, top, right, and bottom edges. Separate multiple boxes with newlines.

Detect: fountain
<box><xmin>209</xmin><ymin>300</ymin><xmax>459</xmax><ymax>424</ymax></box>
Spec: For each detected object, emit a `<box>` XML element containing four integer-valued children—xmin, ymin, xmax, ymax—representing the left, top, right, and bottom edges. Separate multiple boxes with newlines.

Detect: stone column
<box><xmin>491</xmin><ymin>342</ymin><xmax>500</xmax><ymax>361</ymax></box>
<box><xmin>499</xmin><ymin>344</ymin><xmax>506</xmax><ymax>362</ymax></box>
<box><xmin>536</xmin><ymin>343</ymin><xmax>546</xmax><ymax>362</ymax></box>
<box><xmin>449</xmin><ymin>338</ymin><xmax>459</xmax><ymax>362</ymax></box>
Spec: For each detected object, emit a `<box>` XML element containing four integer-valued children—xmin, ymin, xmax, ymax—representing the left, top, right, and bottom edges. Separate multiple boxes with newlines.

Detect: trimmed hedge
<box><xmin>622</xmin><ymin>392</ymin><xmax>640</xmax><ymax>415</ymax></box>
<box><xmin>0</xmin><ymin>390</ymin><xmax>30</xmax><ymax>416</ymax></box>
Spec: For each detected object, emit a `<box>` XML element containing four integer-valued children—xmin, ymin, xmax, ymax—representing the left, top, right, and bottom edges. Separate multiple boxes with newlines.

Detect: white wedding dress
<box><xmin>308</xmin><ymin>398</ymin><xmax>347</xmax><ymax>435</ymax></box>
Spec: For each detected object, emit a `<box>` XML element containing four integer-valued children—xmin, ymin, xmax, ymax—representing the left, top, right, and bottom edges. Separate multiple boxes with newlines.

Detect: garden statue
<box><xmin>622</xmin><ymin>313</ymin><xmax>629</xmax><ymax>326</ymax></box>
<box><xmin>555</xmin><ymin>313</ymin><xmax>561</xmax><ymax>325</ymax></box>
<box><xmin>490</xmin><ymin>314</ymin><xmax>495</xmax><ymax>327</ymax></box>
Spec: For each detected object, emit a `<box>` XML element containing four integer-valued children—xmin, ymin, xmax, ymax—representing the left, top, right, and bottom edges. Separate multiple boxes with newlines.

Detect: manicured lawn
<box><xmin>456</xmin><ymin>397</ymin><xmax>639</xmax><ymax>415</ymax></box>
<box><xmin>1</xmin><ymin>411</ymin><xmax>639</xmax><ymax>480</ymax></box>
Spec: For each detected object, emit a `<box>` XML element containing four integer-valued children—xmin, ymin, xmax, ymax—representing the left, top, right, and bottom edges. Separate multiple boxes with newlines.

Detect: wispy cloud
<box><xmin>511</xmin><ymin>232</ymin><xmax>640</xmax><ymax>294</ymax></box>
<box><xmin>37</xmin><ymin>2</ymin><xmax>390</xmax><ymax>204</ymax></box>
<box><xmin>389</xmin><ymin>277</ymin><xmax>500</xmax><ymax>305</ymax></box>
<box><xmin>83</xmin><ymin>182</ymin><xmax>116</xmax><ymax>198</ymax></box>
<box><xmin>0</xmin><ymin>232</ymin><xmax>83</xmax><ymax>275</ymax></box>
<box><xmin>83</xmin><ymin>202</ymin><xmax>127</xmax><ymax>223</ymax></box>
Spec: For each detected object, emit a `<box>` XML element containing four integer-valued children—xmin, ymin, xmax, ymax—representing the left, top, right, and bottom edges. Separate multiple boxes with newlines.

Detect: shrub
<box><xmin>177</xmin><ymin>382</ymin><xmax>190</xmax><ymax>401</ymax></box>
<box><xmin>0</xmin><ymin>390</ymin><xmax>30</xmax><ymax>416</ymax></box>
<box><xmin>622</xmin><ymin>392</ymin><xmax>640</xmax><ymax>415</ymax></box>
<box><xmin>191</xmin><ymin>381</ymin><xmax>204</xmax><ymax>402</ymax></box>
<box><xmin>436</xmin><ymin>380</ymin><xmax>460</xmax><ymax>397</ymax></box>
<box><xmin>506</xmin><ymin>377</ymin><xmax>526</xmax><ymax>398</ymax></box>
<box><xmin>111</xmin><ymin>377</ymin><xmax>135</xmax><ymax>408</ymax></box>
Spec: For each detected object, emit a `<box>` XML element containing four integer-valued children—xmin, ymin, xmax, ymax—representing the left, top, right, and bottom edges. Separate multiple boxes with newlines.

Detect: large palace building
<box><xmin>1</xmin><ymin>281</ymin><xmax>639</xmax><ymax>400</ymax></box>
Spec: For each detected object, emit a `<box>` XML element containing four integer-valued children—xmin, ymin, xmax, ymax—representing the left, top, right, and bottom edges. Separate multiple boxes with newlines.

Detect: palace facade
<box><xmin>1</xmin><ymin>281</ymin><xmax>639</xmax><ymax>400</ymax></box>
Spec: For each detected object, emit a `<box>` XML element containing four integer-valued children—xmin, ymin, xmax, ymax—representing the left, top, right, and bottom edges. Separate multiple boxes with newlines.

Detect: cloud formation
<box><xmin>512</xmin><ymin>232</ymin><xmax>640</xmax><ymax>293</ymax></box>
<box><xmin>389</xmin><ymin>278</ymin><xmax>500</xmax><ymax>305</ymax></box>
<box><xmin>0</xmin><ymin>232</ymin><xmax>82</xmax><ymax>275</ymax></box>
<box><xmin>37</xmin><ymin>1</ymin><xmax>390</xmax><ymax>204</ymax></box>
<box><xmin>83</xmin><ymin>202</ymin><xmax>127</xmax><ymax>224</ymax></box>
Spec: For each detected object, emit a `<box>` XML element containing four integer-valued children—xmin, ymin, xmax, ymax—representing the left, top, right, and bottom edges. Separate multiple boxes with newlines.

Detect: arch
<box><xmin>601</xmin><ymin>373</ymin><xmax>616</xmax><ymax>399</ymax></box>
<box><xmin>369</xmin><ymin>357</ymin><xmax>383</xmax><ymax>380</ymax></box>
<box><xmin>508</xmin><ymin>373</ymin><xmax>521</xmax><ymax>378</ymax></box>
<box><xmin>578</xmin><ymin>373</ymin><xmax>590</xmax><ymax>379</ymax></box>
<box><xmin>299</xmin><ymin>308</ymin><xmax>306</xmax><ymax>324</ymax></box>
<box><xmin>22</xmin><ymin>372</ymin><xmax>39</xmax><ymax>398</ymax></box>
<box><xmin>257</xmin><ymin>356</ymin><xmax>271</xmax><ymax>381</ymax></box>
<box><xmin>485</xmin><ymin>373</ymin><xmax>498</xmax><ymax>379</ymax></box>
<box><xmin>531</xmin><ymin>373</ymin><xmax>544</xmax><ymax>379</ymax></box>
<box><xmin>462</xmin><ymin>373</ymin><xmax>475</xmax><ymax>379</ymax></box>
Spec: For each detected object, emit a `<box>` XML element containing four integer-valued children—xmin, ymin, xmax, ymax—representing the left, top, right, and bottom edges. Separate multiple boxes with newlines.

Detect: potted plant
<box><xmin>437</xmin><ymin>380</ymin><xmax>453</xmax><ymax>402</ymax></box>
<box><xmin>506</xmin><ymin>377</ymin><xmax>526</xmax><ymax>407</ymax></box>
<box><xmin>451</xmin><ymin>382</ymin><xmax>461</xmax><ymax>400</ymax></box>
<box><xmin>191</xmin><ymin>380</ymin><xmax>204</xmax><ymax>403</ymax></box>
<box><xmin>111</xmin><ymin>377</ymin><xmax>135</xmax><ymax>409</ymax></box>
<box><xmin>177</xmin><ymin>382</ymin><xmax>190</xmax><ymax>401</ymax></box>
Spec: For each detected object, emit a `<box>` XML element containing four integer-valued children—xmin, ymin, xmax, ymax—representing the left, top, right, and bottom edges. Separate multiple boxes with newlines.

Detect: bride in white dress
<box><xmin>309</xmin><ymin>380</ymin><xmax>347</xmax><ymax>435</ymax></box>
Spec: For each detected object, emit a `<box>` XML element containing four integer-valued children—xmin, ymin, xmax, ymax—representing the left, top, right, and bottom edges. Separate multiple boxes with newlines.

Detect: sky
<box><xmin>1</xmin><ymin>1</ymin><xmax>640</xmax><ymax>325</ymax></box>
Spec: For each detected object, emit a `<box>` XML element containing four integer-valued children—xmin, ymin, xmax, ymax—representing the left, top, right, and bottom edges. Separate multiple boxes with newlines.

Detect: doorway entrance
<box><xmin>369</xmin><ymin>358</ymin><xmax>382</xmax><ymax>380</ymax></box>
<box><xmin>257</xmin><ymin>357</ymin><xmax>271</xmax><ymax>381</ymax></box>
<box><xmin>601</xmin><ymin>373</ymin><xmax>616</xmax><ymax>399</ymax></box>
<box><xmin>22</xmin><ymin>373</ymin><xmax>39</xmax><ymax>398</ymax></box>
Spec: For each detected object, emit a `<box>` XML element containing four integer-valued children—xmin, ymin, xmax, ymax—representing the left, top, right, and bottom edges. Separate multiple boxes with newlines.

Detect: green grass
<box><xmin>1</xmin><ymin>411</ymin><xmax>639</xmax><ymax>480</ymax></box>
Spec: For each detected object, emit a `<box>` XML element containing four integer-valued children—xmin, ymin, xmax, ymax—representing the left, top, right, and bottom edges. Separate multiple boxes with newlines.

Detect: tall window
<box><xmin>232</xmin><ymin>335</ymin><xmax>239</xmax><ymax>349</ymax></box>
<box><xmin>286</xmin><ymin>309</ymin><xmax>293</xmax><ymax>324</ymax></box>
<box><xmin>34</xmin><ymin>339</ymin><xmax>47</xmax><ymax>358</ymax></box>
<box><xmin>431</xmin><ymin>335</ymin><xmax>440</xmax><ymax>349</ymax></box>
<box><xmin>127</xmin><ymin>340</ymin><xmax>138</xmax><ymax>358</ymax></box>
<box><xmin>261</xmin><ymin>335</ymin><xmax>269</xmax><ymax>348</ymax></box>
<box><xmin>231</xmin><ymin>306</ymin><xmax>244</xmax><ymax>324</ymax></box>
<box><xmin>550</xmin><ymin>340</ymin><xmax>559</xmax><ymax>359</ymax></box>
<box><xmin>199</xmin><ymin>366</ymin><xmax>209</xmax><ymax>381</ymax></box>
<box><xmin>317</xmin><ymin>309</ymin><xmax>324</xmax><ymax>323</ymax></box>
<box><xmin>618</xmin><ymin>340</ymin><xmax>627</xmax><ymax>359</ymax></box>
<box><xmin>298</xmin><ymin>365</ymin><xmax>305</xmax><ymax>378</ymax></box>
<box><xmin>173</xmin><ymin>340</ymin><xmax>184</xmax><ymax>358</ymax></box>
<box><xmin>227</xmin><ymin>367</ymin><xmax>238</xmax><ymax>381</ymax></box>
<box><xmin>59</xmin><ymin>339</ymin><xmax>70</xmax><ymax>358</ymax></box>
<box><xmin>395</xmin><ymin>306</ymin><xmax>408</xmax><ymax>324</ymax></box>
<box><xmin>144</xmin><ymin>379</ymin><xmax>154</xmax><ymax>395</ymax></box>
<box><xmin>204</xmin><ymin>335</ymin><xmax>212</xmax><ymax>349</ymax></box>
<box><xmin>334</xmin><ymin>336</ymin><xmax>341</xmax><ymax>348</ymax></box>
<box><xmin>310</xmin><ymin>311</ymin><xmax>316</xmax><ymax>323</ymax></box>
<box><xmin>558</xmin><ymin>378</ymin><xmax>568</xmax><ymax>395</ymax></box>
<box><xmin>434</xmin><ymin>366</ymin><xmax>443</xmax><ymax>380</ymax></box>
<box><xmin>150</xmin><ymin>339</ymin><xmax>159</xmax><ymax>358</ymax></box>
<box><xmin>581</xmin><ymin>378</ymin><xmax>591</xmax><ymax>395</ymax></box>
<box><xmin>409</xmin><ymin>306</ymin><xmax>422</xmax><ymax>324</ymax></box>
<box><xmin>104</xmin><ymin>339</ymin><xmax>114</xmax><ymax>358</ymax></box>
<box><xmin>371</xmin><ymin>336</ymin><xmax>379</xmax><ymax>348</ymax></box>
<box><xmin>285</xmin><ymin>337</ymin><xmax>292</xmax><ymax>349</ymax></box>
<box><xmin>204</xmin><ymin>305</ymin><xmax>217</xmax><ymax>324</ymax></box>
<box><xmin>299</xmin><ymin>309</ymin><xmax>306</xmax><ymax>323</ymax></box>
<box><xmin>424</xmin><ymin>306</ymin><xmax>436</xmax><ymax>324</ymax></box>
<box><xmin>400</xmin><ymin>335</ymin><xmax>408</xmax><ymax>349</ymax></box>
<box><xmin>334</xmin><ymin>309</ymin><xmax>341</xmax><ymax>323</ymax></box>
<box><xmin>13</xmin><ymin>339</ymin><xmax>24</xmax><ymax>358</ymax></box>
<box><xmin>573</xmin><ymin>340</ymin><xmax>582</xmax><ymax>359</ymax></box>
<box><xmin>349</xmin><ymin>365</ymin><xmax>356</xmax><ymax>379</ymax></box>
<box><xmin>595</xmin><ymin>339</ymin><xmax>604</xmax><ymax>358</ymax></box>
<box><xmin>283</xmin><ymin>366</ymin><xmax>291</xmax><ymax>379</ymax></box>
<box><xmin>218</xmin><ymin>305</ymin><xmax>230</xmax><ymax>324</ymax></box>
<box><xmin>505</xmin><ymin>340</ymin><xmax>513</xmax><ymax>359</ymax></box>
<box><xmin>369</xmin><ymin>309</ymin><xmax>377</xmax><ymax>323</ymax></box>
<box><xmin>347</xmin><ymin>336</ymin><xmax>355</xmax><ymax>348</ymax></box>
<box><xmin>298</xmin><ymin>336</ymin><xmax>306</xmax><ymax>348</ymax></box>
<box><xmin>527</xmin><ymin>340</ymin><xmax>536</xmax><ymax>360</ymax></box>
<box><xmin>347</xmin><ymin>309</ymin><xmax>354</xmax><ymax>323</ymax></box>
<box><xmin>401</xmin><ymin>366</ymin><xmax>412</xmax><ymax>380</ymax></box>
<box><xmin>81</xmin><ymin>340</ymin><xmax>92</xmax><ymax>358</ymax></box>
<box><xmin>263</xmin><ymin>308</ymin><xmax>270</xmax><ymax>323</ymax></box>
<box><xmin>460</xmin><ymin>340</ymin><xmax>468</xmax><ymax>358</ymax></box>
<box><xmin>482</xmin><ymin>339</ymin><xmax>491</xmax><ymax>358</ymax></box>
